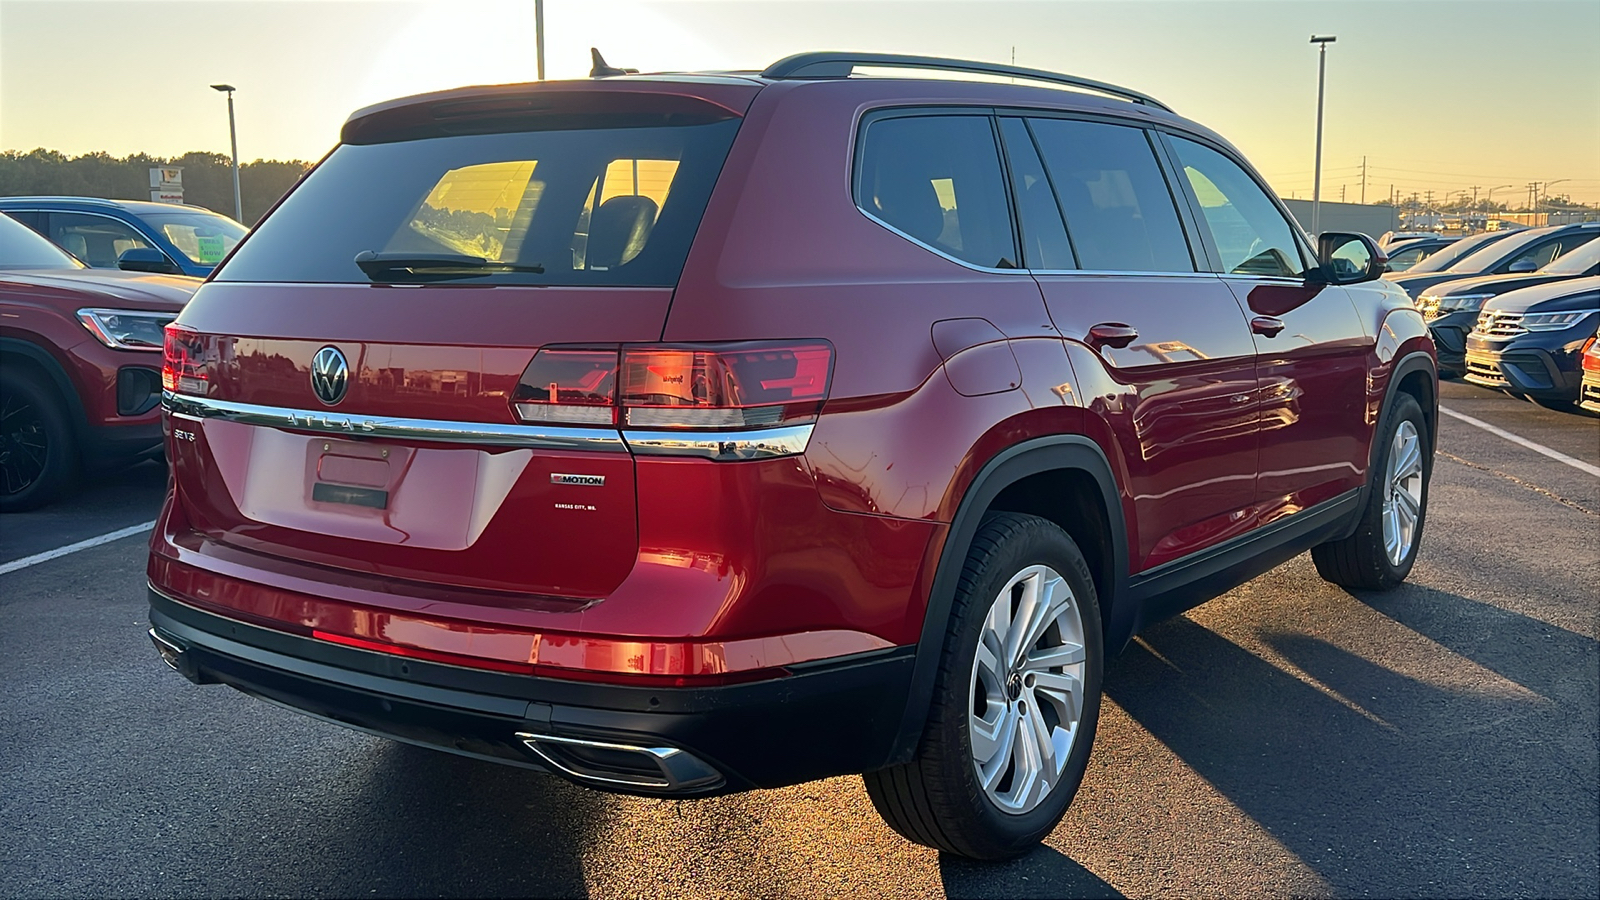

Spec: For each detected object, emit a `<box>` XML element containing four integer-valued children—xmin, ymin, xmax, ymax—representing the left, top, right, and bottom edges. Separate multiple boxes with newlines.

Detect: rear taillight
<box><xmin>512</xmin><ymin>341</ymin><xmax>833</xmax><ymax>430</ymax></box>
<box><xmin>161</xmin><ymin>324</ymin><xmax>208</xmax><ymax>395</ymax></box>
<box><xmin>511</xmin><ymin>349</ymin><xmax>619</xmax><ymax>425</ymax></box>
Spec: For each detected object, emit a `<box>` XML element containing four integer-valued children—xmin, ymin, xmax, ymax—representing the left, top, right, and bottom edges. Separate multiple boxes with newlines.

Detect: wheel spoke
<box><xmin>1031</xmin><ymin>671</ymin><xmax>1082</xmax><ymax>724</ymax></box>
<box><xmin>1007</xmin><ymin>572</ymin><xmax>1067</xmax><ymax>669</ymax></box>
<box><xmin>1394</xmin><ymin>441</ymin><xmax>1422</xmax><ymax>482</ymax></box>
<box><xmin>978</xmin><ymin>706</ymin><xmax>1018</xmax><ymax>791</ymax></box>
<box><xmin>969</xmin><ymin>706</ymin><xmax>1006</xmax><ymax>763</ymax></box>
<box><xmin>1396</xmin><ymin>486</ymin><xmax>1421</xmax><ymax>521</ymax></box>
<box><xmin>1022</xmin><ymin>641</ymin><xmax>1084</xmax><ymax>672</ymax></box>
<box><xmin>1024</xmin><ymin>700</ymin><xmax>1059</xmax><ymax>777</ymax></box>
<box><xmin>1008</xmin><ymin>709</ymin><xmax>1041</xmax><ymax>801</ymax></box>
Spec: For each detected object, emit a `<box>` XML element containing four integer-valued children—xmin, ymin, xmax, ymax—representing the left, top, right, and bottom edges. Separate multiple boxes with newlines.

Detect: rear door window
<box><xmin>855</xmin><ymin>114</ymin><xmax>1019</xmax><ymax>269</ymax></box>
<box><xmin>215</xmin><ymin>120</ymin><xmax>740</xmax><ymax>286</ymax></box>
<box><xmin>997</xmin><ymin>117</ymin><xmax>1075</xmax><ymax>269</ymax></box>
<box><xmin>1168</xmin><ymin>137</ymin><xmax>1308</xmax><ymax>279</ymax></box>
<box><xmin>45</xmin><ymin>212</ymin><xmax>159</xmax><ymax>268</ymax></box>
<box><xmin>1026</xmin><ymin>118</ymin><xmax>1195</xmax><ymax>273</ymax></box>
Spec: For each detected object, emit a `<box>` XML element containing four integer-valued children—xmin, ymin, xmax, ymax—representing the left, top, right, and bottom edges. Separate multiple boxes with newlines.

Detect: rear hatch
<box><xmin>162</xmin><ymin>83</ymin><xmax>752</xmax><ymax>599</ymax></box>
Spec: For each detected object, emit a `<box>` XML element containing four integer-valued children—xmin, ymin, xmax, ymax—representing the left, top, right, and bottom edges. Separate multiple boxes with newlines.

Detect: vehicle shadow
<box><xmin>1104</xmin><ymin>608</ymin><xmax>1598</xmax><ymax>898</ymax></box>
<box><xmin>1347</xmin><ymin>582</ymin><xmax>1599</xmax><ymax>706</ymax></box>
<box><xmin>940</xmin><ymin>844</ymin><xmax>1122</xmax><ymax>898</ymax></box>
<box><xmin>317</xmin><ymin>741</ymin><xmax>604</xmax><ymax>898</ymax></box>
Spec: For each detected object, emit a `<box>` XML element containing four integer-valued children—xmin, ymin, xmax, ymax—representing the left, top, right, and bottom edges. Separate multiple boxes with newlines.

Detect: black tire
<box><xmin>0</xmin><ymin>368</ymin><xmax>78</xmax><ymax>512</ymax></box>
<box><xmin>1311</xmin><ymin>392</ymin><xmax>1429</xmax><ymax>590</ymax></box>
<box><xmin>863</xmin><ymin>512</ymin><xmax>1104</xmax><ymax>860</ymax></box>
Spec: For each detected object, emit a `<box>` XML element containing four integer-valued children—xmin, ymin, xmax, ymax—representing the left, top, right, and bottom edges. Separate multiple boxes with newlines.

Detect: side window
<box><xmin>1168</xmin><ymin>137</ymin><xmax>1308</xmax><ymax>279</ymax></box>
<box><xmin>4</xmin><ymin>210</ymin><xmax>44</xmax><ymax>232</ymax></box>
<box><xmin>46</xmin><ymin>213</ymin><xmax>157</xmax><ymax>268</ymax></box>
<box><xmin>1026</xmin><ymin>118</ymin><xmax>1194</xmax><ymax>273</ymax></box>
<box><xmin>856</xmin><ymin>115</ymin><xmax>1018</xmax><ymax>269</ymax></box>
<box><xmin>997</xmin><ymin>118</ymin><xmax>1075</xmax><ymax>269</ymax></box>
<box><xmin>1505</xmin><ymin>237</ymin><xmax>1578</xmax><ymax>272</ymax></box>
<box><xmin>1386</xmin><ymin>245</ymin><xmax>1428</xmax><ymax>271</ymax></box>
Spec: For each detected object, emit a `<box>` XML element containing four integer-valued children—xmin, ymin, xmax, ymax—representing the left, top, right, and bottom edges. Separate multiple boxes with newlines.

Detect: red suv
<box><xmin>146</xmin><ymin>53</ymin><xmax>1437</xmax><ymax>859</ymax></box>
<box><xmin>1</xmin><ymin>213</ymin><xmax>196</xmax><ymax>510</ymax></box>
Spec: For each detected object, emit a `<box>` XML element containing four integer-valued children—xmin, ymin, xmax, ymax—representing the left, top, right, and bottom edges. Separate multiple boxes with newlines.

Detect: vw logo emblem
<box><xmin>310</xmin><ymin>346</ymin><xmax>350</xmax><ymax>405</ymax></box>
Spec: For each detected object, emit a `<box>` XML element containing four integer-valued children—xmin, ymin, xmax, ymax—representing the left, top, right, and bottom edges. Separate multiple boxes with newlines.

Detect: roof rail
<box><xmin>760</xmin><ymin>52</ymin><xmax>1172</xmax><ymax>113</ymax></box>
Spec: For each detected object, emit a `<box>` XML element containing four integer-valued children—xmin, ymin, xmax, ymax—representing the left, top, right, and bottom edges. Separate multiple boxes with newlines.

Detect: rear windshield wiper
<box><xmin>353</xmin><ymin>250</ymin><xmax>545</xmax><ymax>279</ymax></box>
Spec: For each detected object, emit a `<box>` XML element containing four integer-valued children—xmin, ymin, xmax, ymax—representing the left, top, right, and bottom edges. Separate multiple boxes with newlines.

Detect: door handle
<box><xmin>1251</xmin><ymin>316</ymin><xmax>1286</xmax><ymax>338</ymax></box>
<box><xmin>1087</xmin><ymin>323</ymin><xmax>1139</xmax><ymax>350</ymax></box>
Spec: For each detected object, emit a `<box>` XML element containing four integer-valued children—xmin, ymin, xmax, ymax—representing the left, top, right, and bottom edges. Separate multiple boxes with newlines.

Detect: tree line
<box><xmin>0</xmin><ymin>149</ymin><xmax>312</xmax><ymax>225</ymax></box>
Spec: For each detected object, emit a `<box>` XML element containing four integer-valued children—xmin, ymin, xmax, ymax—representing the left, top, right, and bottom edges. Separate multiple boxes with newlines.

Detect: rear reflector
<box><xmin>512</xmin><ymin>341</ymin><xmax>833</xmax><ymax>430</ymax></box>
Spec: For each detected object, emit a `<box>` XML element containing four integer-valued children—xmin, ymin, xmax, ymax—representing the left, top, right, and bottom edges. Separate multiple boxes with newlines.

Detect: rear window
<box><xmin>216</xmin><ymin>120</ymin><xmax>740</xmax><ymax>286</ymax></box>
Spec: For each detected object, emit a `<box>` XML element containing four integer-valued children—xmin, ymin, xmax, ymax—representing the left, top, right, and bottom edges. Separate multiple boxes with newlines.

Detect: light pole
<box><xmin>210</xmin><ymin>84</ymin><xmax>243</xmax><ymax>223</ymax></box>
<box><xmin>1309</xmin><ymin>34</ymin><xmax>1336</xmax><ymax>236</ymax></box>
<box><xmin>1485</xmin><ymin>183</ymin><xmax>1513</xmax><ymax>211</ymax></box>
<box><xmin>1542</xmin><ymin>178</ymin><xmax>1571</xmax><ymax>210</ymax></box>
<box><xmin>535</xmin><ymin>0</ymin><xmax>545</xmax><ymax>80</ymax></box>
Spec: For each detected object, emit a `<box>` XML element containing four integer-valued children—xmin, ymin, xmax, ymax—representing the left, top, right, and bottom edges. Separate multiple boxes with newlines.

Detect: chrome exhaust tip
<box><xmin>148</xmin><ymin>627</ymin><xmax>186</xmax><ymax>671</ymax></box>
<box><xmin>514</xmin><ymin>732</ymin><xmax>724</xmax><ymax>792</ymax></box>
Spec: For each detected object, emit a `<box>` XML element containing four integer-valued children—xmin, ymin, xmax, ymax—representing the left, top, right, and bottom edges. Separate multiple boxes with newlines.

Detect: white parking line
<box><xmin>1440</xmin><ymin>406</ymin><xmax>1600</xmax><ymax>478</ymax></box>
<box><xmin>0</xmin><ymin>520</ymin><xmax>156</xmax><ymax>576</ymax></box>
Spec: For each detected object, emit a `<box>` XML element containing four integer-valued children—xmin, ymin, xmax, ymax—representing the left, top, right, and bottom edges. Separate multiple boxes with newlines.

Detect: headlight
<box><xmin>1520</xmin><ymin>310</ymin><xmax>1598</xmax><ymax>332</ymax></box>
<box><xmin>75</xmin><ymin>308</ymin><xmax>177</xmax><ymax>351</ymax></box>
<box><xmin>1434</xmin><ymin>293</ymin><xmax>1495</xmax><ymax>313</ymax></box>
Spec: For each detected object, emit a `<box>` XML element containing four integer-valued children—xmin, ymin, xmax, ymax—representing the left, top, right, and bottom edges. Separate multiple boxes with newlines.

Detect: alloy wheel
<box><xmin>968</xmin><ymin>564</ymin><xmax>1087</xmax><ymax>815</ymax></box>
<box><xmin>0</xmin><ymin>387</ymin><xmax>49</xmax><ymax>497</ymax></box>
<box><xmin>1382</xmin><ymin>419</ymin><xmax>1424</xmax><ymax>566</ymax></box>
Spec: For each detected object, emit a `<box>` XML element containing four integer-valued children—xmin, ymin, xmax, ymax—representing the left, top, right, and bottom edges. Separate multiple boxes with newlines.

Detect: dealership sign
<box><xmin>150</xmin><ymin>167</ymin><xmax>183</xmax><ymax>204</ymax></box>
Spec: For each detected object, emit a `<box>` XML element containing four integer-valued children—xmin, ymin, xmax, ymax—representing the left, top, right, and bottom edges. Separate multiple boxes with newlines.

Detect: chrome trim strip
<box><xmin>622</xmin><ymin>424</ymin><xmax>814</xmax><ymax>460</ymax></box>
<box><xmin>161</xmin><ymin>391</ymin><xmax>627</xmax><ymax>451</ymax></box>
<box><xmin>855</xmin><ymin>208</ymin><xmax>1029</xmax><ymax>275</ymax></box>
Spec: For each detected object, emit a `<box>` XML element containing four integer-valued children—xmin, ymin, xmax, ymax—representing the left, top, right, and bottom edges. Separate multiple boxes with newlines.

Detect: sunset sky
<box><xmin>3</xmin><ymin>0</ymin><xmax>1597</xmax><ymax>205</ymax></box>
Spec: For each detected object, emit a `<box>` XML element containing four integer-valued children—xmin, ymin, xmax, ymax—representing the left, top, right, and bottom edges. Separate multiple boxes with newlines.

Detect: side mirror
<box><xmin>1506</xmin><ymin>258</ymin><xmax>1537</xmax><ymax>273</ymax></box>
<box><xmin>1311</xmin><ymin>232</ymin><xmax>1386</xmax><ymax>285</ymax></box>
<box><xmin>117</xmin><ymin>247</ymin><xmax>181</xmax><ymax>275</ymax></box>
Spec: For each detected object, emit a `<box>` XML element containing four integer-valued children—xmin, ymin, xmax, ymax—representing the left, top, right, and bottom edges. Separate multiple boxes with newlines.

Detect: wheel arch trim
<box><xmin>885</xmin><ymin>434</ymin><xmax>1129</xmax><ymax>764</ymax></box>
<box><xmin>0</xmin><ymin>336</ymin><xmax>90</xmax><ymax>435</ymax></box>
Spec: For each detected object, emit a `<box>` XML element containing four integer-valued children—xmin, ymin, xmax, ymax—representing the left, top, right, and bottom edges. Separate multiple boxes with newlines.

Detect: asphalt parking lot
<box><xmin>1</xmin><ymin>379</ymin><xmax>1595</xmax><ymax>899</ymax></box>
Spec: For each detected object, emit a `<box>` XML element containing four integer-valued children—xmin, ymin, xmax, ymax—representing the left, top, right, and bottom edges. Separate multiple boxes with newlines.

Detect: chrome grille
<box><xmin>1416</xmin><ymin>296</ymin><xmax>1441</xmax><ymax>320</ymax></box>
<box><xmin>1473</xmin><ymin>310</ymin><xmax>1525</xmax><ymax>338</ymax></box>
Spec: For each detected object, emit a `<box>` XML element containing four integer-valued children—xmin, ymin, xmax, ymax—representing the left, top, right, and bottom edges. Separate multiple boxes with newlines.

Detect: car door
<box><xmin>1009</xmin><ymin>115</ymin><xmax>1261</xmax><ymax>573</ymax></box>
<box><xmin>1163</xmin><ymin>135</ymin><xmax>1372</xmax><ymax>520</ymax></box>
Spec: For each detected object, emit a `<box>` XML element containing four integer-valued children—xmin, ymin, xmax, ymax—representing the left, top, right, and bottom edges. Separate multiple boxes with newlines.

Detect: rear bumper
<box><xmin>147</xmin><ymin>586</ymin><xmax>915</xmax><ymax>796</ymax></box>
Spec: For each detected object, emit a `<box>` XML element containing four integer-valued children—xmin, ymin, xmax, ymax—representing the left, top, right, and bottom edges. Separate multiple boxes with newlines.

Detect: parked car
<box><xmin>1378</xmin><ymin>230</ymin><xmax>1439</xmax><ymax>248</ymax></box>
<box><xmin>1389</xmin><ymin>222</ymin><xmax>1600</xmax><ymax>300</ymax></box>
<box><xmin>1579</xmin><ymin>338</ymin><xmax>1600</xmax><ymax>414</ymax></box>
<box><xmin>0</xmin><ymin>213</ymin><xmax>197</xmax><ymax>510</ymax></box>
<box><xmin>0</xmin><ymin>197</ymin><xmax>247</xmax><ymax>278</ymax></box>
<box><xmin>143</xmin><ymin>52</ymin><xmax>1437</xmax><ymax>860</ymax></box>
<box><xmin>1418</xmin><ymin>239</ymin><xmax>1600</xmax><ymax>375</ymax></box>
<box><xmin>1385</xmin><ymin>236</ymin><xmax>1456</xmax><ymax>272</ymax></box>
<box><xmin>1463</xmin><ymin>276</ymin><xmax>1600</xmax><ymax>410</ymax></box>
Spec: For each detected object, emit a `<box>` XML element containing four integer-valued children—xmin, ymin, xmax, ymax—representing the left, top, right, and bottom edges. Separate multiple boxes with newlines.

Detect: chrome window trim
<box><xmin>161</xmin><ymin>391</ymin><xmax>815</xmax><ymax>460</ymax></box>
<box><xmin>1028</xmin><ymin>268</ymin><xmax>1220</xmax><ymax>278</ymax></box>
<box><xmin>622</xmin><ymin>424</ymin><xmax>814</xmax><ymax>461</ymax></box>
<box><xmin>856</xmin><ymin>207</ymin><xmax>1029</xmax><ymax>276</ymax></box>
<box><xmin>162</xmin><ymin>391</ymin><xmax>626</xmax><ymax>451</ymax></box>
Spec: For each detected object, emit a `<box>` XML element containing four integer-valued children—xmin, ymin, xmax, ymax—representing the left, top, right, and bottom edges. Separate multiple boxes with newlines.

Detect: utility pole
<box><xmin>1470</xmin><ymin>185</ymin><xmax>1480</xmax><ymax>205</ymax></box>
<box><xmin>1360</xmin><ymin>155</ymin><xmax>1367</xmax><ymax>204</ymax></box>
<box><xmin>535</xmin><ymin>0</ymin><xmax>545</xmax><ymax>80</ymax></box>
<box><xmin>1424</xmin><ymin>190</ymin><xmax>1434</xmax><ymax>209</ymax></box>
<box><xmin>1340</xmin><ymin>184</ymin><xmax>1346</xmax><ymax>203</ymax></box>
<box><xmin>1309</xmin><ymin>35</ymin><xmax>1336</xmax><ymax>234</ymax></box>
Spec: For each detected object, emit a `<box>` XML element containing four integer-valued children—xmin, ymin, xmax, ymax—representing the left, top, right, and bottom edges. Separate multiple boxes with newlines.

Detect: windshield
<box><xmin>142</xmin><ymin>210</ymin><xmax>248</xmax><ymax>266</ymax></box>
<box><xmin>217</xmin><ymin>119</ymin><xmax>741</xmax><ymax>286</ymax></box>
<box><xmin>0</xmin><ymin>212</ymin><xmax>84</xmax><ymax>270</ymax></box>
<box><xmin>1539</xmin><ymin>237</ymin><xmax>1600</xmax><ymax>275</ymax></box>
<box><xmin>1405</xmin><ymin>231</ymin><xmax>1510</xmax><ymax>273</ymax></box>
